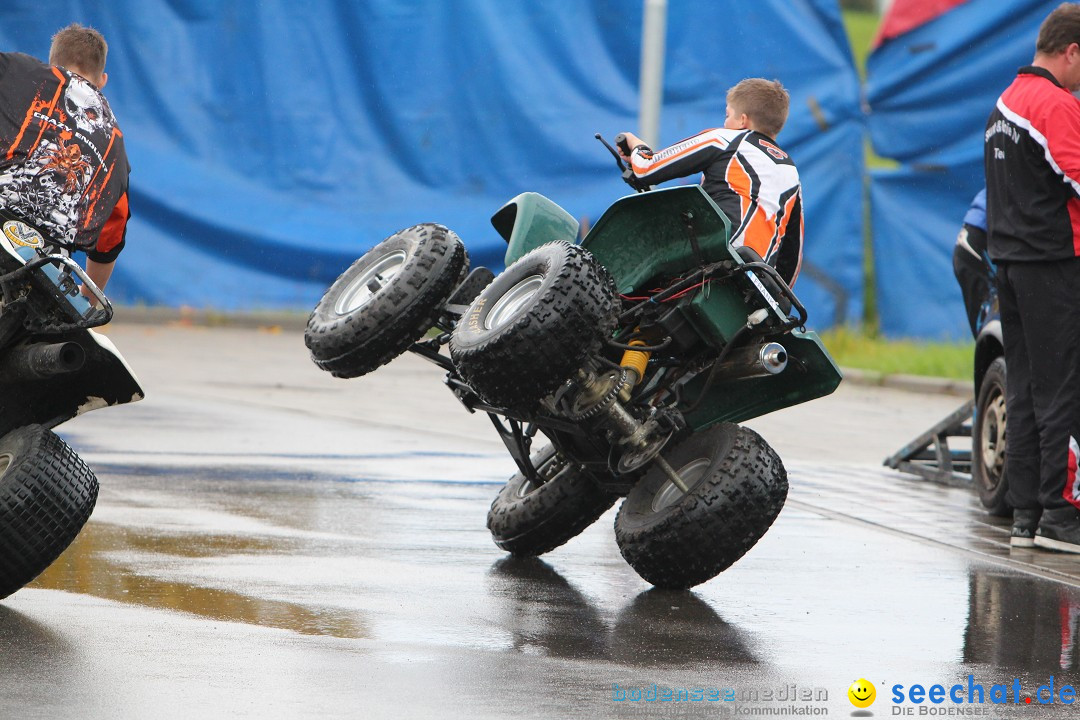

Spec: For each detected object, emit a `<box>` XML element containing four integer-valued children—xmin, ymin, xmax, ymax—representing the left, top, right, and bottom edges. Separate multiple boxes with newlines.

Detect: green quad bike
<box><xmin>305</xmin><ymin>135</ymin><xmax>842</xmax><ymax>589</ymax></box>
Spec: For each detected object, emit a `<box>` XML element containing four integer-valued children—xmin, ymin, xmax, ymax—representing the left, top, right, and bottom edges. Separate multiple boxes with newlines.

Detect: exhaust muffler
<box><xmin>710</xmin><ymin>342</ymin><xmax>788</xmax><ymax>382</ymax></box>
<box><xmin>1</xmin><ymin>342</ymin><xmax>86</xmax><ymax>380</ymax></box>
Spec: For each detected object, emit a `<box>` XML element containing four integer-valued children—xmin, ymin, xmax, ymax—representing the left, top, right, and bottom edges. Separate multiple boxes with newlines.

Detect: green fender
<box><xmin>493</xmin><ymin>192</ymin><xmax>580</xmax><ymax>267</ymax></box>
<box><xmin>580</xmin><ymin>186</ymin><xmax>737</xmax><ymax>294</ymax></box>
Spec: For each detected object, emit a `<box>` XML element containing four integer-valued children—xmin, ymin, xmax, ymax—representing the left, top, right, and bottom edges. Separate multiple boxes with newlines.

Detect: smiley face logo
<box><xmin>848</xmin><ymin>678</ymin><xmax>876</xmax><ymax>708</ymax></box>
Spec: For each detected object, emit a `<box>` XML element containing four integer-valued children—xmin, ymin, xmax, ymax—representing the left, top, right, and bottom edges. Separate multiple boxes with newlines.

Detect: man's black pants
<box><xmin>998</xmin><ymin>258</ymin><xmax>1080</xmax><ymax>512</ymax></box>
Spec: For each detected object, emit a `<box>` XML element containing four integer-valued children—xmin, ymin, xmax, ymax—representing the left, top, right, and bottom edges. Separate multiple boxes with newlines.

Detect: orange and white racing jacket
<box><xmin>629</xmin><ymin>128</ymin><xmax>803</xmax><ymax>285</ymax></box>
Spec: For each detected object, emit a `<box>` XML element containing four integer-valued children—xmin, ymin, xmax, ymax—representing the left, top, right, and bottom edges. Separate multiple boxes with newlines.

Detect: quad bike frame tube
<box><xmin>574</xmin><ymin>369</ymin><xmax>691</xmax><ymax>492</ymax></box>
<box><xmin>607</xmin><ymin>400</ymin><xmax>689</xmax><ymax>492</ymax></box>
<box><xmin>653</xmin><ymin>455</ymin><xmax>691</xmax><ymax>494</ymax></box>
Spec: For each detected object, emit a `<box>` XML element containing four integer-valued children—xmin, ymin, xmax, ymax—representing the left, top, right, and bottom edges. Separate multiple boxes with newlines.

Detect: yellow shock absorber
<box><xmin>620</xmin><ymin>340</ymin><xmax>651</xmax><ymax>399</ymax></box>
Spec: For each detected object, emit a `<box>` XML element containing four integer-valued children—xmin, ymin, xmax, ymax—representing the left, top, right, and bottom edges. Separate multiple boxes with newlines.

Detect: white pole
<box><xmin>639</xmin><ymin>0</ymin><xmax>667</xmax><ymax>148</ymax></box>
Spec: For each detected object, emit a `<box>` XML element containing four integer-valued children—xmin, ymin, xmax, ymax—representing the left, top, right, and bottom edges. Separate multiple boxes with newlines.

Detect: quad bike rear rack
<box><xmin>0</xmin><ymin>252</ymin><xmax>113</xmax><ymax>332</ymax></box>
<box><xmin>883</xmin><ymin>398</ymin><xmax>975</xmax><ymax>487</ymax></box>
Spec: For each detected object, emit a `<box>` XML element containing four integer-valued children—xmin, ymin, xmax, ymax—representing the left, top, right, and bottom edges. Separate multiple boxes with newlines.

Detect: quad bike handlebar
<box><xmin>595</xmin><ymin>133</ymin><xmax>649</xmax><ymax>193</ymax></box>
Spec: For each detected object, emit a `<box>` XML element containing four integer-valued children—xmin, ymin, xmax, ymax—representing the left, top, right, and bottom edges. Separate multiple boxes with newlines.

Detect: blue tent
<box><xmin>866</xmin><ymin>0</ymin><xmax>1059</xmax><ymax>338</ymax></box>
<box><xmin>0</xmin><ymin>0</ymin><xmax>863</xmax><ymax>328</ymax></box>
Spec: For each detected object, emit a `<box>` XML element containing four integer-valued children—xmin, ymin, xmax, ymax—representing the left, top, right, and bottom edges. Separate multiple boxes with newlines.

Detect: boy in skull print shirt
<box><xmin>0</xmin><ymin>24</ymin><xmax>129</xmax><ymax>297</ymax></box>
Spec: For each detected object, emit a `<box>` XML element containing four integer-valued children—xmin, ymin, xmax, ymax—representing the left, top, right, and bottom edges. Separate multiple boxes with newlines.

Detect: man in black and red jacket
<box><xmin>0</xmin><ymin>24</ymin><xmax>130</xmax><ymax>302</ymax></box>
<box><xmin>985</xmin><ymin>3</ymin><xmax>1080</xmax><ymax>552</ymax></box>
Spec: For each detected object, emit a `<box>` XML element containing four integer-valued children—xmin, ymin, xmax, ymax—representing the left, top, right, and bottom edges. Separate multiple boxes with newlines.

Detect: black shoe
<box><xmin>1035</xmin><ymin>508</ymin><xmax>1080</xmax><ymax>553</ymax></box>
<box><xmin>1010</xmin><ymin>508</ymin><xmax>1041</xmax><ymax>548</ymax></box>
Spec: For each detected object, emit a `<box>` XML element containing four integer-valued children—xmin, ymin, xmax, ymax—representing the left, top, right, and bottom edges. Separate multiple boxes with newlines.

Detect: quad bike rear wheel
<box><xmin>488</xmin><ymin>444</ymin><xmax>617</xmax><ymax>556</ymax></box>
<box><xmin>973</xmin><ymin>357</ymin><xmax>1010</xmax><ymax>516</ymax></box>
<box><xmin>614</xmin><ymin>423</ymin><xmax>787</xmax><ymax>589</ymax></box>
<box><xmin>450</xmin><ymin>241</ymin><xmax>616</xmax><ymax>410</ymax></box>
<box><xmin>0</xmin><ymin>424</ymin><xmax>98</xmax><ymax>599</ymax></box>
<box><xmin>305</xmin><ymin>223</ymin><xmax>468</xmax><ymax>378</ymax></box>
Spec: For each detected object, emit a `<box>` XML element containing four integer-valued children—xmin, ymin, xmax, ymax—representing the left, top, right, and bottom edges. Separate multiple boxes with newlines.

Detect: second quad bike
<box><xmin>305</xmin><ymin>135</ymin><xmax>842</xmax><ymax>589</ymax></box>
<box><xmin>0</xmin><ymin>210</ymin><xmax>143</xmax><ymax>599</ymax></box>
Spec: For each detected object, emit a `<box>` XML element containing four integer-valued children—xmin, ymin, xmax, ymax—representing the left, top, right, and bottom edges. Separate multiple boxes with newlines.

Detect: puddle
<box><xmin>32</xmin><ymin>522</ymin><xmax>370</xmax><ymax>640</ymax></box>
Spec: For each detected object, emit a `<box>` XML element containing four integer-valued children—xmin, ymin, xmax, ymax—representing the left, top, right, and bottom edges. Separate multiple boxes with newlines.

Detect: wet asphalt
<box><xmin>2</xmin><ymin>323</ymin><xmax>1079</xmax><ymax>719</ymax></box>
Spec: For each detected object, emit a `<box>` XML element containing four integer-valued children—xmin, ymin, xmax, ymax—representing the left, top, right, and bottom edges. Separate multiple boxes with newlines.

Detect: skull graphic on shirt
<box><xmin>64</xmin><ymin>76</ymin><xmax>110</xmax><ymax>135</ymax></box>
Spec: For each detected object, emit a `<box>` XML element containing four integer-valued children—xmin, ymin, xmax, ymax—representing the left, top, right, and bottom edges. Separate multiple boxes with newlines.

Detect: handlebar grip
<box><xmin>615</xmin><ymin>133</ymin><xmax>631</xmax><ymax>155</ymax></box>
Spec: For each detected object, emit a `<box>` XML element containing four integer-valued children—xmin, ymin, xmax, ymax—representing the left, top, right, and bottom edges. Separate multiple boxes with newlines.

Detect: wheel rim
<box><xmin>334</xmin><ymin>250</ymin><xmax>408</xmax><ymax>315</ymax></box>
<box><xmin>485</xmin><ymin>275</ymin><xmax>544</xmax><ymax>331</ymax></box>
<box><xmin>651</xmin><ymin>458</ymin><xmax>711</xmax><ymax>512</ymax></box>
<box><xmin>980</xmin><ymin>387</ymin><xmax>1007</xmax><ymax>488</ymax></box>
<box><xmin>515</xmin><ymin>453</ymin><xmax>565</xmax><ymax>498</ymax></box>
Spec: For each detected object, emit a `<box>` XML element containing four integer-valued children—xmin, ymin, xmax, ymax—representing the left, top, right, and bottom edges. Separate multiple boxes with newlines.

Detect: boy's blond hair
<box><xmin>49</xmin><ymin>23</ymin><xmax>108</xmax><ymax>78</ymax></box>
<box><xmin>726</xmin><ymin>78</ymin><xmax>790</xmax><ymax>138</ymax></box>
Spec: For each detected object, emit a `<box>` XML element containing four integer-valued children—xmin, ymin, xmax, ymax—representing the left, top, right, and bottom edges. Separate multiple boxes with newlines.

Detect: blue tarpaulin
<box><xmin>0</xmin><ymin>0</ymin><xmax>863</xmax><ymax>328</ymax></box>
<box><xmin>866</xmin><ymin>0</ymin><xmax>1059</xmax><ymax>338</ymax></box>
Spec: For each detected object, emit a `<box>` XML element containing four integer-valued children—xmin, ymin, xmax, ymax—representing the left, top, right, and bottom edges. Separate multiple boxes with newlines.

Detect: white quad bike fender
<box><xmin>0</xmin><ymin>222</ymin><xmax>143</xmax><ymax>438</ymax></box>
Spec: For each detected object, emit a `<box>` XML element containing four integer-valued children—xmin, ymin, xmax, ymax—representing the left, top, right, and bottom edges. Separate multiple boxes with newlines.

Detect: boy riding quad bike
<box><xmin>0</xmin><ymin>211</ymin><xmax>143</xmax><ymax>599</ymax></box>
<box><xmin>0</xmin><ymin>31</ymin><xmax>141</xmax><ymax>600</ymax></box>
<box><xmin>304</xmin><ymin>131</ymin><xmax>842</xmax><ymax>590</ymax></box>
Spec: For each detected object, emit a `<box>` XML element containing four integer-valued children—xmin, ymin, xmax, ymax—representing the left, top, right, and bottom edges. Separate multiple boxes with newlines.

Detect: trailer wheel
<box><xmin>973</xmin><ymin>357</ymin><xmax>1010</xmax><ymax>516</ymax></box>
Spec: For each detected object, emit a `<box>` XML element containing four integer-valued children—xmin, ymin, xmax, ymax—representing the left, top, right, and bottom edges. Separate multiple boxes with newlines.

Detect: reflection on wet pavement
<box><xmin>790</xmin><ymin>461</ymin><xmax>1080</xmax><ymax>582</ymax></box>
<box><xmin>964</xmin><ymin>567</ymin><xmax>1080</xmax><ymax>674</ymax></box>
<box><xmin>14</xmin><ymin>433</ymin><xmax>1080</xmax><ymax>718</ymax></box>
<box><xmin>485</xmin><ymin>556</ymin><xmax>767</xmax><ymax>671</ymax></box>
<box><xmin>10</xmin><ymin>326</ymin><xmax>1080</xmax><ymax>718</ymax></box>
<box><xmin>0</xmin><ymin>604</ymin><xmax>71</xmax><ymax>657</ymax></box>
<box><xmin>608</xmin><ymin>588</ymin><xmax>761</xmax><ymax>666</ymax></box>
<box><xmin>486</xmin><ymin>557</ymin><xmax>611</xmax><ymax>660</ymax></box>
<box><xmin>33</xmin><ymin>523</ymin><xmax>370</xmax><ymax>639</ymax></box>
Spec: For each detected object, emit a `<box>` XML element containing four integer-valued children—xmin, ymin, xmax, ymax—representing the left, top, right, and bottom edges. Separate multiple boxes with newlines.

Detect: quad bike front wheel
<box><xmin>0</xmin><ymin>425</ymin><xmax>98</xmax><ymax>599</ymax></box>
<box><xmin>305</xmin><ymin>223</ymin><xmax>468</xmax><ymax>379</ymax></box>
<box><xmin>450</xmin><ymin>241</ymin><xmax>616</xmax><ymax>410</ymax></box>
<box><xmin>973</xmin><ymin>357</ymin><xmax>1010</xmax><ymax>516</ymax></box>
<box><xmin>488</xmin><ymin>444</ymin><xmax>617</xmax><ymax>556</ymax></box>
<box><xmin>614</xmin><ymin>423</ymin><xmax>787</xmax><ymax>589</ymax></box>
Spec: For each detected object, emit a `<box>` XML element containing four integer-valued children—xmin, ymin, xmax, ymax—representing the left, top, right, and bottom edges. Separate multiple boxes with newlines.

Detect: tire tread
<box><xmin>450</xmin><ymin>242</ymin><xmax>615</xmax><ymax>409</ymax></box>
<box><xmin>614</xmin><ymin>426</ymin><xmax>787</xmax><ymax>589</ymax></box>
<box><xmin>0</xmin><ymin>425</ymin><xmax>98</xmax><ymax>599</ymax></box>
<box><xmin>306</xmin><ymin>224</ymin><xmax>467</xmax><ymax>378</ymax></box>
<box><xmin>488</xmin><ymin>448</ymin><xmax>616</xmax><ymax>556</ymax></box>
